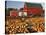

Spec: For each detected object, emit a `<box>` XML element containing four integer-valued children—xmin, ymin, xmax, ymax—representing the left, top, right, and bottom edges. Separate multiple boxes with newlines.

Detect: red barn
<box><xmin>10</xmin><ymin>9</ymin><xmax>18</xmax><ymax>17</ymax></box>
<box><xmin>23</xmin><ymin>3</ymin><xmax>44</xmax><ymax>16</ymax></box>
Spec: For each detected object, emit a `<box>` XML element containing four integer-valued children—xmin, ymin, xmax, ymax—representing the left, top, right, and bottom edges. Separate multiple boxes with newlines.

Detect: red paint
<box><xmin>28</xmin><ymin>7</ymin><xmax>43</xmax><ymax>15</ymax></box>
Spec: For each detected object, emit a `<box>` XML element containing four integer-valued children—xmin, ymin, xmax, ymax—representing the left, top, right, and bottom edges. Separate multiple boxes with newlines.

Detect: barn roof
<box><xmin>25</xmin><ymin>2</ymin><xmax>42</xmax><ymax>8</ymax></box>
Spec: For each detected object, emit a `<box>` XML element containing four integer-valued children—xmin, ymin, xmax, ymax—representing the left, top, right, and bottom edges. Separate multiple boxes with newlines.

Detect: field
<box><xmin>5</xmin><ymin>16</ymin><xmax>45</xmax><ymax>34</ymax></box>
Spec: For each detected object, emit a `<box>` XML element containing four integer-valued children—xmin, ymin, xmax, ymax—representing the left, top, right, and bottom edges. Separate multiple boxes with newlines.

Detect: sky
<box><xmin>6</xmin><ymin>1</ymin><xmax>25</xmax><ymax>9</ymax></box>
<box><xmin>6</xmin><ymin>1</ymin><xmax>45</xmax><ymax>9</ymax></box>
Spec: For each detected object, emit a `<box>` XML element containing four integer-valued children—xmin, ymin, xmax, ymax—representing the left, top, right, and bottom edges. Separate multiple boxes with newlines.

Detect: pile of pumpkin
<box><xmin>5</xmin><ymin>17</ymin><xmax>45</xmax><ymax>34</ymax></box>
